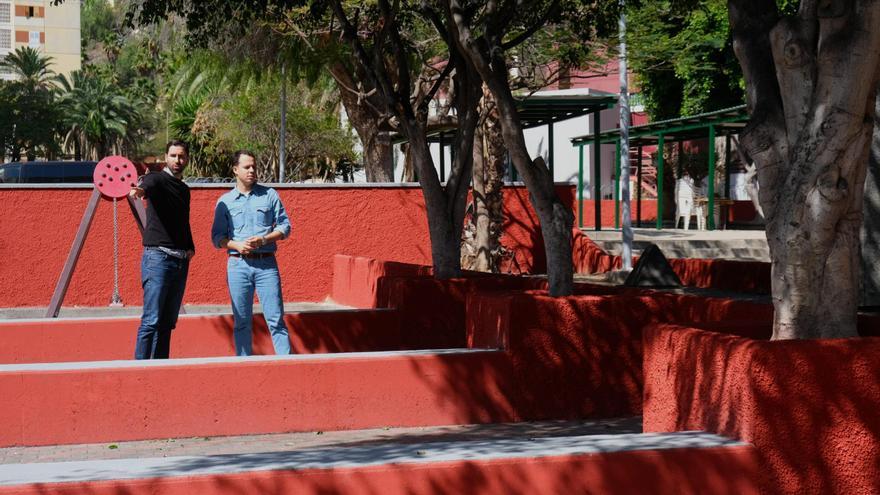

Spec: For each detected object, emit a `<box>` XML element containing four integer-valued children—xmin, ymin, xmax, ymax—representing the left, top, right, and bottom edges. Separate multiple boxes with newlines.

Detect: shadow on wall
<box><xmin>198</xmin><ymin>311</ymin><xmax>406</xmax><ymax>356</ymax></box>
<box><xmin>645</xmin><ymin>316</ymin><xmax>880</xmax><ymax>494</ymax></box>
<box><xmin>394</xmin><ymin>282</ymin><xmax>774</xmax><ymax>427</ymax></box>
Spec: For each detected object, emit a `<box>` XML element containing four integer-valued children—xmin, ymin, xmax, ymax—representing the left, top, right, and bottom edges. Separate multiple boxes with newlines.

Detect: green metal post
<box><xmin>615</xmin><ymin>140</ymin><xmax>621</xmax><ymax>229</ymax></box>
<box><xmin>593</xmin><ymin>111</ymin><xmax>602</xmax><ymax>231</ymax></box>
<box><xmin>656</xmin><ymin>134</ymin><xmax>664</xmax><ymax>230</ymax></box>
<box><xmin>578</xmin><ymin>145</ymin><xmax>584</xmax><ymax>228</ymax></box>
<box><xmin>707</xmin><ymin>125</ymin><xmax>716</xmax><ymax>230</ymax></box>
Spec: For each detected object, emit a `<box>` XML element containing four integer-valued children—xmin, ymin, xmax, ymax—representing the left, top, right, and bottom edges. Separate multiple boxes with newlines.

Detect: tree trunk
<box><xmin>729</xmin><ymin>0</ymin><xmax>880</xmax><ymax>339</ymax></box>
<box><xmin>463</xmin><ymin>88</ymin><xmax>506</xmax><ymax>272</ymax></box>
<box><xmin>449</xmin><ymin>8</ymin><xmax>573</xmax><ymax>295</ymax></box>
<box><xmin>329</xmin><ymin>63</ymin><xmax>394</xmax><ymax>182</ymax></box>
<box><xmin>861</xmin><ymin>91</ymin><xmax>880</xmax><ymax>307</ymax></box>
<box><xmin>407</xmin><ymin>132</ymin><xmax>462</xmax><ymax>279</ymax></box>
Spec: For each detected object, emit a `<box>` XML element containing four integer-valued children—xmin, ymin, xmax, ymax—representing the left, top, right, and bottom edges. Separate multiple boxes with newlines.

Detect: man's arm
<box><xmin>269</xmin><ymin>189</ymin><xmax>291</xmax><ymax>241</ymax></box>
<box><xmin>129</xmin><ymin>173</ymin><xmax>154</xmax><ymax>199</ymax></box>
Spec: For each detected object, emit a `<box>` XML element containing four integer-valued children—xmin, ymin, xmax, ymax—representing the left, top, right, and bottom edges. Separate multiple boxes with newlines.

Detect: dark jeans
<box><xmin>135</xmin><ymin>248</ymin><xmax>189</xmax><ymax>359</ymax></box>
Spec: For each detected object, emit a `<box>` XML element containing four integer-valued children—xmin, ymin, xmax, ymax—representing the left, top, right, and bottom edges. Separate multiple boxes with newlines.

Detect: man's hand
<box><xmin>186</xmin><ymin>250</ymin><xmax>195</xmax><ymax>259</ymax></box>
<box><xmin>245</xmin><ymin>235</ymin><xmax>265</xmax><ymax>248</ymax></box>
<box><xmin>229</xmin><ymin>239</ymin><xmax>259</xmax><ymax>254</ymax></box>
<box><xmin>129</xmin><ymin>186</ymin><xmax>145</xmax><ymax>199</ymax></box>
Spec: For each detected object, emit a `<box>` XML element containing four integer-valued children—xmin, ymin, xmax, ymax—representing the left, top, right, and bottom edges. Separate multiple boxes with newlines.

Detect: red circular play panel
<box><xmin>93</xmin><ymin>156</ymin><xmax>137</xmax><ymax>198</ymax></box>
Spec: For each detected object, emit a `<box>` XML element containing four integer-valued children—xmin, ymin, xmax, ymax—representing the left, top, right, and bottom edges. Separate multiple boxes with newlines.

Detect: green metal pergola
<box><xmin>395</xmin><ymin>93</ymin><xmax>618</xmax><ymax>182</ymax></box>
<box><xmin>570</xmin><ymin>104</ymin><xmax>749</xmax><ymax>231</ymax></box>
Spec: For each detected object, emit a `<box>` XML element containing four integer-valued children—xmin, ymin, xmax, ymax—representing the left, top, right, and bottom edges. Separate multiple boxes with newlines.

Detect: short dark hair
<box><xmin>232</xmin><ymin>150</ymin><xmax>257</xmax><ymax>168</ymax></box>
<box><xmin>165</xmin><ymin>140</ymin><xmax>189</xmax><ymax>154</ymax></box>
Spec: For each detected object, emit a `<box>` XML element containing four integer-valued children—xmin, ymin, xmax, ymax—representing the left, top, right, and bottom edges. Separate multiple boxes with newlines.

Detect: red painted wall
<box><xmin>0</xmin><ymin>185</ymin><xmax>573</xmax><ymax>308</ymax></box>
<box><xmin>643</xmin><ymin>318</ymin><xmax>880</xmax><ymax>494</ymax></box>
<box><xmin>0</xmin><ymin>446</ymin><xmax>763</xmax><ymax>495</ymax></box>
<box><xmin>466</xmin><ymin>290</ymin><xmax>774</xmax><ymax>420</ymax></box>
<box><xmin>0</xmin><ymin>351</ymin><xmax>517</xmax><ymax>447</ymax></box>
<box><xmin>571</xmin><ymin>229</ymin><xmax>771</xmax><ymax>293</ymax></box>
<box><xmin>0</xmin><ymin>309</ymin><xmax>403</xmax><ymax>364</ymax></box>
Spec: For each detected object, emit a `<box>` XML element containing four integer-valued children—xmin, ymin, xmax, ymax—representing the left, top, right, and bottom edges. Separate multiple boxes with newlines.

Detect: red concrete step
<box><xmin>0</xmin><ymin>309</ymin><xmax>405</xmax><ymax>364</ymax></box>
<box><xmin>0</xmin><ymin>429</ymin><xmax>763</xmax><ymax>494</ymax></box>
<box><xmin>0</xmin><ymin>349</ymin><xmax>517</xmax><ymax>448</ymax></box>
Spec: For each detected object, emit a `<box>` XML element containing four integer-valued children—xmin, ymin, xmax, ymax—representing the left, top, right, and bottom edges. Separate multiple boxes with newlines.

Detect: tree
<box><xmin>727</xmin><ymin>0</ymin><xmax>880</xmax><ymax>339</ymax></box>
<box><xmin>321</xmin><ymin>0</ymin><xmax>481</xmax><ymax>278</ymax></box>
<box><xmin>0</xmin><ymin>47</ymin><xmax>61</xmax><ymax>160</ymax></box>
<box><xmin>131</xmin><ymin>0</ymin><xmax>397</xmax><ymax>181</ymax></box>
<box><xmin>627</xmin><ymin>0</ymin><xmax>744</xmax><ymax>120</ymax></box>
<box><xmin>445</xmin><ymin>0</ymin><xmax>614</xmax><ymax>295</ymax></box>
<box><xmin>56</xmin><ymin>70</ymin><xmax>149</xmax><ymax>159</ymax></box>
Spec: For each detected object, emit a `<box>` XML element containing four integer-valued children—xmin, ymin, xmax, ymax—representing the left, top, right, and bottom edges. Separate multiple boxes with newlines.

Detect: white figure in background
<box><xmin>675</xmin><ymin>175</ymin><xmax>697</xmax><ymax>230</ymax></box>
<box><xmin>731</xmin><ymin>136</ymin><xmax>764</xmax><ymax>219</ymax></box>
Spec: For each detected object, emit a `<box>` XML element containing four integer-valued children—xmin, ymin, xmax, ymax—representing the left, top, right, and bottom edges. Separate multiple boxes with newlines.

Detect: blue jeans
<box><xmin>135</xmin><ymin>249</ymin><xmax>189</xmax><ymax>359</ymax></box>
<box><xmin>227</xmin><ymin>256</ymin><xmax>291</xmax><ymax>356</ymax></box>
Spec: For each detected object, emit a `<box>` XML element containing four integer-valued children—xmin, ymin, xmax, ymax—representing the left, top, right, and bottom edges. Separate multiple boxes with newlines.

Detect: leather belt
<box><xmin>229</xmin><ymin>252</ymin><xmax>274</xmax><ymax>259</ymax></box>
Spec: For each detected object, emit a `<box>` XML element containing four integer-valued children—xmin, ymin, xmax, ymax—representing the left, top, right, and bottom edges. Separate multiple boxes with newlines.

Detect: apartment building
<box><xmin>0</xmin><ymin>0</ymin><xmax>80</xmax><ymax>81</ymax></box>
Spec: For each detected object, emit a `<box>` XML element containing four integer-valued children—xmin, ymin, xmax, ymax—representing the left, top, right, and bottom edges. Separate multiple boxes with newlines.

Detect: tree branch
<box><xmin>501</xmin><ymin>0</ymin><xmax>559</xmax><ymax>50</ymax></box>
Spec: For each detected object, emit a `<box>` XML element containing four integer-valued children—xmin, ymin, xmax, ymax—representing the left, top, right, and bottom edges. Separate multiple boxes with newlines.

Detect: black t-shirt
<box><xmin>140</xmin><ymin>171</ymin><xmax>195</xmax><ymax>251</ymax></box>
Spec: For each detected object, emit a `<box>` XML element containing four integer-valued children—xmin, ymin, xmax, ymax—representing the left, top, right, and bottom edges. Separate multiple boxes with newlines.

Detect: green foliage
<box><xmin>56</xmin><ymin>70</ymin><xmax>151</xmax><ymax>159</ymax></box>
<box><xmin>0</xmin><ymin>47</ymin><xmax>62</xmax><ymax>159</ymax></box>
<box><xmin>82</xmin><ymin>0</ymin><xmax>118</xmax><ymax>43</ymax></box>
<box><xmin>627</xmin><ymin>0</ymin><xmax>744</xmax><ymax>120</ymax></box>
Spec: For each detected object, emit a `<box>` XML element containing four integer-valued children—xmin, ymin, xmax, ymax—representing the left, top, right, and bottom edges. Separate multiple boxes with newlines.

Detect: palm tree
<box><xmin>0</xmin><ymin>47</ymin><xmax>55</xmax><ymax>89</ymax></box>
<box><xmin>56</xmin><ymin>71</ymin><xmax>146</xmax><ymax>159</ymax></box>
<box><xmin>1</xmin><ymin>47</ymin><xmax>58</xmax><ymax>160</ymax></box>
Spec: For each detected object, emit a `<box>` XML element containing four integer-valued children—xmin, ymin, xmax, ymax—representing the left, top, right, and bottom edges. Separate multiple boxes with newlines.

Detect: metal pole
<box><xmin>615</xmin><ymin>140</ymin><xmax>621</xmax><ymax>229</ymax></box>
<box><xmin>708</xmin><ymin>125</ymin><xmax>716</xmax><ymax>230</ymax></box>
<box><xmin>439</xmin><ymin>134</ymin><xmax>446</xmax><ymax>182</ymax></box>
<box><xmin>47</xmin><ymin>188</ymin><xmax>102</xmax><ymax>317</ymax></box>
<box><xmin>593</xmin><ymin>110</ymin><xmax>602</xmax><ymax>231</ymax></box>
<box><xmin>618</xmin><ymin>0</ymin><xmax>633</xmax><ymax>268</ymax></box>
<box><xmin>279</xmin><ymin>63</ymin><xmax>287</xmax><ymax>183</ymax></box>
<box><xmin>578</xmin><ymin>144</ymin><xmax>584</xmax><ymax>229</ymax></box>
<box><xmin>656</xmin><ymin>135</ymin><xmax>665</xmax><ymax>230</ymax></box>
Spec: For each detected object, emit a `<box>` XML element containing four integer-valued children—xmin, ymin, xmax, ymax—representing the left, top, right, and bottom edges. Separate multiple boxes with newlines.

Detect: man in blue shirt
<box><xmin>211</xmin><ymin>150</ymin><xmax>292</xmax><ymax>356</ymax></box>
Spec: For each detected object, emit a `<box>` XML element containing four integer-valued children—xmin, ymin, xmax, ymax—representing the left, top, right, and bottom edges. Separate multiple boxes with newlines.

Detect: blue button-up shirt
<box><xmin>211</xmin><ymin>184</ymin><xmax>291</xmax><ymax>254</ymax></box>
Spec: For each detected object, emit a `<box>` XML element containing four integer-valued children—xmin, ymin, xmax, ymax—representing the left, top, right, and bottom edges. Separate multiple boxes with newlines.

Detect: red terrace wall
<box><xmin>572</xmin><ymin>228</ymin><xmax>772</xmax><ymax>294</ymax></box>
<box><xmin>331</xmin><ymin>254</ymin><xmax>431</xmax><ymax>308</ymax></box>
<box><xmin>0</xmin><ymin>351</ymin><xmax>517</xmax><ymax>447</ymax></box>
<box><xmin>376</xmin><ymin>275</ymin><xmax>550</xmax><ymax>349</ymax></box>
<box><xmin>0</xmin><ymin>309</ymin><xmax>403</xmax><ymax>364</ymax></box>
<box><xmin>0</xmin><ymin>446</ymin><xmax>763</xmax><ymax>495</ymax></box>
<box><xmin>465</xmin><ymin>291</ymin><xmax>773</xmax><ymax>420</ymax></box>
<box><xmin>0</xmin><ymin>185</ymin><xmax>573</xmax><ymax>307</ymax></box>
<box><xmin>643</xmin><ymin>319</ymin><xmax>880</xmax><ymax>494</ymax></box>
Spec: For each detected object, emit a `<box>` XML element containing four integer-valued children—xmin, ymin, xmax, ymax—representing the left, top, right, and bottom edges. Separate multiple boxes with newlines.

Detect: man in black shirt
<box><xmin>129</xmin><ymin>140</ymin><xmax>195</xmax><ymax>359</ymax></box>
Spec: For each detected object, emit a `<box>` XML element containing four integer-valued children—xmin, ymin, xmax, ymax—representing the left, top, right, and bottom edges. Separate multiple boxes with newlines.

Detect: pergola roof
<box><xmin>516</xmin><ymin>93</ymin><xmax>618</xmax><ymax>129</ymax></box>
<box><xmin>394</xmin><ymin>91</ymin><xmax>618</xmax><ymax>144</ymax></box>
<box><xmin>570</xmin><ymin>104</ymin><xmax>749</xmax><ymax>146</ymax></box>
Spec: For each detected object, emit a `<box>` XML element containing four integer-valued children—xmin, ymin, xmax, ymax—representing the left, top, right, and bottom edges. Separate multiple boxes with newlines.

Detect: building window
<box><xmin>28</xmin><ymin>30</ymin><xmax>39</xmax><ymax>47</ymax></box>
<box><xmin>0</xmin><ymin>29</ymin><xmax>11</xmax><ymax>50</ymax></box>
<box><xmin>0</xmin><ymin>3</ymin><xmax>10</xmax><ymax>23</ymax></box>
<box><xmin>26</xmin><ymin>6</ymin><xmax>33</xmax><ymax>18</ymax></box>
